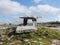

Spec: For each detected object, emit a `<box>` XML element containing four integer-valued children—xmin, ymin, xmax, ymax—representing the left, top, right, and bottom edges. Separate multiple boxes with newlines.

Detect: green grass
<box><xmin>0</xmin><ymin>28</ymin><xmax>60</xmax><ymax>45</ymax></box>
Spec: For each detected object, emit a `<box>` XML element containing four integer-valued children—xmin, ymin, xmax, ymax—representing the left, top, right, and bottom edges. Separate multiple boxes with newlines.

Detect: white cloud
<box><xmin>0</xmin><ymin>0</ymin><xmax>60</xmax><ymax>23</ymax></box>
<box><xmin>0</xmin><ymin>0</ymin><xmax>27</xmax><ymax>14</ymax></box>
<box><xmin>28</xmin><ymin>5</ymin><xmax>60</xmax><ymax>15</ymax></box>
<box><xmin>0</xmin><ymin>0</ymin><xmax>60</xmax><ymax>17</ymax></box>
<box><xmin>27</xmin><ymin>5</ymin><xmax>60</xmax><ymax>21</ymax></box>
<box><xmin>54</xmin><ymin>15</ymin><xmax>60</xmax><ymax>21</ymax></box>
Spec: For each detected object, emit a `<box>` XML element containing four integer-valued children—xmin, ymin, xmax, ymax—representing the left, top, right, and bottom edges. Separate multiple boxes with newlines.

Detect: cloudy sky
<box><xmin>0</xmin><ymin>0</ymin><xmax>60</xmax><ymax>24</ymax></box>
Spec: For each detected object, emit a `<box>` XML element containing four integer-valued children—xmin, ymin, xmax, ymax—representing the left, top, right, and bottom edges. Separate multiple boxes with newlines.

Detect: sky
<box><xmin>0</xmin><ymin>0</ymin><xmax>60</xmax><ymax>24</ymax></box>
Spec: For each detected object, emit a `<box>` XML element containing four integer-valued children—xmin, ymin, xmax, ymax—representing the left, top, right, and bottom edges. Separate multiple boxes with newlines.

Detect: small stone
<box><xmin>52</xmin><ymin>39</ymin><xmax>60</xmax><ymax>44</ymax></box>
<box><xmin>38</xmin><ymin>38</ymin><xmax>42</xmax><ymax>40</ymax></box>
<box><xmin>24</xmin><ymin>39</ymin><xmax>29</xmax><ymax>42</ymax></box>
<box><xmin>28</xmin><ymin>42</ymin><xmax>30</xmax><ymax>43</ymax></box>
<box><xmin>40</xmin><ymin>43</ymin><xmax>43</xmax><ymax>45</ymax></box>
<box><xmin>51</xmin><ymin>43</ymin><xmax>56</xmax><ymax>45</ymax></box>
<box><xmin>39</xmin><ymin>42</ymin><xmax>42</xmax><ymax>44</ymax></box>
<box><xmin>7</xmin><ymin>38</ymin><xmax>10</xmax><ymax>40</ymax></box>
<box><xmin>0</xmin><ymin>42</ymin><xmax>3</xmax><ymax>44</ymax></box>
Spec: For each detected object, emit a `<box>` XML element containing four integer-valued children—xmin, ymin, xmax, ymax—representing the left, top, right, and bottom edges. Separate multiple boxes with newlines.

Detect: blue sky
<box><xmin>0</xmin><ymin>0</ymin><xmax>60</xmax><ymax>24</ymax></box>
